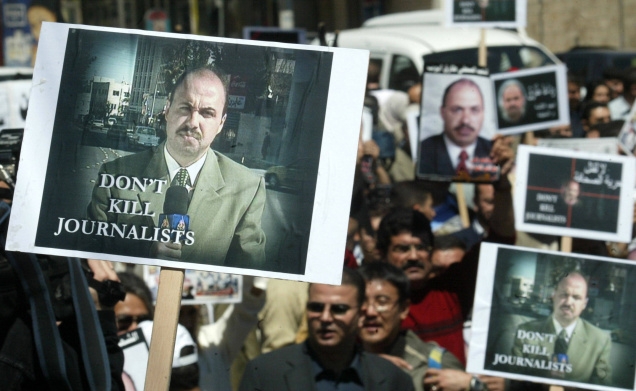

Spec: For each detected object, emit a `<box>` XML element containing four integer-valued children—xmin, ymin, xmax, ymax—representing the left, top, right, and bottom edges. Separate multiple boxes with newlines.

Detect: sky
<box><xmin>81</xmin><ymin>31</ymin><xmax>138</xmax><ymax>84</ymax></box>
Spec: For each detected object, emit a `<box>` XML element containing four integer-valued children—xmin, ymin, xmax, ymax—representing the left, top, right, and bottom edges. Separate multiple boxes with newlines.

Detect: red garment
<box><xmin>401</xmin><ymin>231</ymin><xmax>515</xmax><ymax>367</ymax></box>
<box><xmin>402</xmin><ymin>289</ymin><xmax>466</xmax><ymax>365</ymax></box>
<box><xmin>344</xmin><ymin>249</ymin><xmax>359</xmax><ymax>269</ymax></box>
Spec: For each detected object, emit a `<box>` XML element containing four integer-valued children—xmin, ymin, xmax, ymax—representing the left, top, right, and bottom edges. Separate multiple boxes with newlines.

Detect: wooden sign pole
<box><xmin>560</xmin><ymin>236</ymin><xmax>573</xmax><ymax>253</ymax></box>
<box><xmin>144</xmin><ymin>267</ymin><xmax>185</xmax><ymax>391</ymax></box>
<box><xmin>456</xmin><ymin>28</ymin><xmax>488</xmax><ymax>229</ymax></box>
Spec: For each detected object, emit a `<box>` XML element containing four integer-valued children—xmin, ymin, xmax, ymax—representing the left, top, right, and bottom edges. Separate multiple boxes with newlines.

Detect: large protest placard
<box><xmin>468</xmin><ymin>243</ymin><xmax>636</xmax><ymax>391</ymax></box>
<box><xmin>514</xmin><ymin>145</ymin><xmax>635</xmax><ymax>242</ymax></box>
<box><xmin>144</xmin><ymin>266</ymin><xmax>242</xmax><ymax>304</ymax></box>
<box><xmin>5</xmin><ymin>23</ymin><xmax>368</xmax><ymax>284</ymax></box>
<box><xmin>492</xmin><ymin>65</ymin><xmax>569</xmax><ymax>135</ymax></box>
<box><xmin>417</xmin><ymin>64</ymin><xmax>498</xmax><ymax>182</ymax></box>
<box><xmin>445</xmin><ymin>0</ymin><xmax>527</xmax><ymax>28</ymax></box>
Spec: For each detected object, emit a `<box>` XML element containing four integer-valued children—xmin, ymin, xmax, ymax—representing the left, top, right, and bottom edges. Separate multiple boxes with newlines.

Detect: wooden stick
<box><xmin>478</xmin><ymin>28</ymin><xmax>487</xmax><ymax>67</ymax></box>
<box><xmin>561</xmin><ymin>236</ymin><xmax>572</xmax><ymax>253</ymax></box>
<box><xmin>144</xmin><ymin>267</ymin><xmax>185</xmax><ymax>391</ymax></box>
<box><xmin>456</xmin><ymin>184</ymin><xmax>470</xmax><ymax>228</ymax></box>
<box><xmin>453</xmin><ymin>29</ymin><xmax>488</xmax><ymax>230</ymax></box>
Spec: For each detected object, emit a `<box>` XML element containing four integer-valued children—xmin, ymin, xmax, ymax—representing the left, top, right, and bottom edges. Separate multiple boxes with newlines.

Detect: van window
<box><xmin>423</xmin><ymin>46</ymin><xmax>554</xmax><ymax>74</ymax></box>
<box><xmin>389</xmin><ymin>55</ymin><xmax>419</xmax><ymax>92</ymax></box>
<box><xmin>368</xmin><ymin>58</ymin><xmax>383</xmax><ymax>86</ymax></box>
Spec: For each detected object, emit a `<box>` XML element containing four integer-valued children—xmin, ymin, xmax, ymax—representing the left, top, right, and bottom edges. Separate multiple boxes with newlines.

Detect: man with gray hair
<box><xmin>498</xmin><ymin>78</ymin><xmax>527</xmax><ymax>125</ymax></box>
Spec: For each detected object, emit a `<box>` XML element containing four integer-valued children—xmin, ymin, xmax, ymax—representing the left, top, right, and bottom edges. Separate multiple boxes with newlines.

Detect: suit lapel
<box><xmin>283</xmin><ymin>345</ymin><xmax>317</xmax><ymax>391</ymax></box>
<box><xmin>187</xmin><ymin>149</ymin><xmax>225</xmax><ymax>231</ymax></box>
<box><xmin>138</xmin><ymin>144</ymin><xmax>170</xmax><ymax>226</ymax></box>
<box><xmin>568</xmin><ymin>319</ymin><xmax>588</xmax><ymax>357</ymax></box>
<box><xmin>437</xmin><ymin>136</ymin><xmax>455</xmax><ymax>174</ymax></box>
<box><xmin>360</xmin><ymin>352</ymin><xmax>387</xmax><ymax>391</ymax></box>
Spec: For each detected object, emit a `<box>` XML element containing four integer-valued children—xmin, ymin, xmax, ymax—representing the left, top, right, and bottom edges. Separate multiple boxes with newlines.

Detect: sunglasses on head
<box><xmin>306</xmin><ymin>302</ymin><xmax>354</xmax><ymax>316</ymax></box>
<box><xmin>116</xmin><ymin>314</ymin><xmax>151</xmax><ymax>332</ymax></box>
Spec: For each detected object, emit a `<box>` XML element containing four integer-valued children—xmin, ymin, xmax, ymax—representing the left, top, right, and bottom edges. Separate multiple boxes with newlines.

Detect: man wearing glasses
<box><xmin>239</xmin><ymin>268</ymin><xmax>413</xmax><ymax>391</ymax></box>
<box><xmin>358</xmin><ymin>262</ymin><xmax>466</xmax><ymax>391</ymax></box>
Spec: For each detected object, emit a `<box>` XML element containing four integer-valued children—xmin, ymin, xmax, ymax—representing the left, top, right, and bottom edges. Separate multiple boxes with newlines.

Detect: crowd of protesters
<box><xmin>4</xmin><ymin>62</ymin><xmax>636</xmax><ymax>391</ymax></box>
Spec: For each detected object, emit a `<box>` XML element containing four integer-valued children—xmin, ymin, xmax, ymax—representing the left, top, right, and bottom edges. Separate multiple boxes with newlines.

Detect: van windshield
<box><xmin>424</xmin><ymin>45</ymin><xmax>555</xmax><ymax>74</ymax></box>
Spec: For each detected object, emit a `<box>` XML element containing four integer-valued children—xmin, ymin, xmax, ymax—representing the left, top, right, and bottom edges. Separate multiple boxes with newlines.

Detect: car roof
<box><xmin>337</xmin><ymin>25</ymin><xmax>539</xmax><ymax>54</ymax></box>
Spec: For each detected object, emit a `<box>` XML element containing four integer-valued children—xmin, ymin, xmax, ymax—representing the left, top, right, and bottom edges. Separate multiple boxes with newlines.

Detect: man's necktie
<box><xmin>554</xmin><ymin>329</ymin><xmax>569</xmax><ymax>355</ymax></box>
<box><xmin>174</xmin><ymin>168</ymin><xmax>191</xmax><ymax>188</ymax></box>
<box><xmin>456</xmin><ymin>150</ymin><xmax>469</xmax><ymax>174</ymax></box>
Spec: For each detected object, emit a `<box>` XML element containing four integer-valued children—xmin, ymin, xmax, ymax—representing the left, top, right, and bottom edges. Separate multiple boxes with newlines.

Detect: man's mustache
<box><xmin>454</xmin><ymin>124</ymin><xmax>476</xmax><ymax>133</ymax></box>
<box><xmin>402</xmin><ymin>260</ymin><xmax>425</xmax><ymax>270</ymax></box>
<box><xmin>176</xmin><ymin>127</ymin><xmax>201</xmax><ymax>140</ymax></box>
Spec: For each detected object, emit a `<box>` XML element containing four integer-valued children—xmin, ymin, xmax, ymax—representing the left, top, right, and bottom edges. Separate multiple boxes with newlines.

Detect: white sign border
<box><xmin>6</xmin><ymin>22</ymin><xmax>369</xmax><ymax>285</ymax></box>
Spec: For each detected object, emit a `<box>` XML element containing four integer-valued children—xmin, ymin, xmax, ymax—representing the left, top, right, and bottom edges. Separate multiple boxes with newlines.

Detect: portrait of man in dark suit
<box><xmin>418</xmin><ymin>78</ymin><xmax>498</xmax><ymax>181</ymax></box>
<box><xmin>87</xmin><ymin>67</ymin><xmax>266</xmax><ymax>268</ymax></box>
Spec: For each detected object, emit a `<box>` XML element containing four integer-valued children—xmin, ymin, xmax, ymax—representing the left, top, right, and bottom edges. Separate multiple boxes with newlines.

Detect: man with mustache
<box><xmin>376</xmin><ymin>207</ymin><xmax>471</xmax><ymax>364</ymax></box>
<box><xmin>511</xmin><ymin>272</ymin><xmax>612</xmax><ymax>385</ymax></box>
<box><xmin>418</xmin><ymin>78</ymin><xmax>497</xmax><ymax>180</ymax></box>
<box><xmin>87</xmin><ymin>67</ymin><xmax>266</xmax><ymax>268</ymax></box>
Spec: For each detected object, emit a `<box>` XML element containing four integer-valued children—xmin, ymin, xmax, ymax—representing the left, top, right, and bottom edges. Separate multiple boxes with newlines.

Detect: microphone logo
<box><xmin>159</xmin><ymin>186</ymin><xmax>190</xmax><ymax>243</ymax></box>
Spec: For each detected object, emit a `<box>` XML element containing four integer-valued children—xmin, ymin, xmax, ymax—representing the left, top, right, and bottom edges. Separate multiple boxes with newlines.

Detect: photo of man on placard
<box><xmin>418</xmin><ymin>75</ymin><xmax>499</xmax><ymax>181</ymax></box>
<box><xmin>452</xmin><ymin>0</ymin><xmax>516</xmax><ymax>24</ymax></box>
<box><xmin>482</xmin><ymin>247</ymin><xmax>636</xmax><ymax>389</ymax></box>
<box><xmin>523</xmin><ymin>154</ymin><xmax>621</xmax><ymax>233</ymax></box>
<box><xmin>497</xmin><ymin>79</ymin><xmax>528</xmax><ymax>125</ymax></box>
<box><xmin>33</xmin><ymin>29</ymin><xmax>334</xmax><ymax>274</ymax></box>
<box><xmin>493</xmin><ymin>67</ymin><xmax>566</xmax><ymax>133</ymax></box>
<box><xmin>87</xmin><ymin>67</ymin><xmax>266</xmax><ymax>268</ymax></box>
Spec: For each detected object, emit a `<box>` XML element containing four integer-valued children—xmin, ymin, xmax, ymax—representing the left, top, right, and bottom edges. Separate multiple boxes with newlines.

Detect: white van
<box><xmin>318</xmin><ymin>10</ymin><xmax>559</xmax><ymax>91</ymax></box>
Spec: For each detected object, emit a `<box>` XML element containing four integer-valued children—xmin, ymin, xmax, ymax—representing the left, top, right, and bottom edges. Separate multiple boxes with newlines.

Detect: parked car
<box><xmin>130</xmin><ymin>126</ymin><xmax>160</xmax><ymax>147</ymax></box>
<box><xmin>265</xmin><ymin>158</ymin><xmax>316</xmax><ymax>191</ymax></box>
<box><xmin>88</xmin><ymin>119</ymin><xmax>105</xmax><ymax>133</ymax></box>
<box><xmin>107</xmin><ymin>124</ymin><xmax>128</xmax><ymax>143</ymax></box>
<box><xmin>556</xmin><ymin>47</ymin><xmax>636</xmax><ymax>84</ymax></box>
<box><xmin>314</xmin><ymin>10</ymin><xmax>559</xmax><ymax>91</ymax></box>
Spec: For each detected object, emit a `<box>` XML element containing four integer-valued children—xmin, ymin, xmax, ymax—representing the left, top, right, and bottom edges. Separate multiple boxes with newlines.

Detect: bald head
<box><xmin>552</xmin><ymin>272</ymin><xmax>588</xmax><ymax>327</ymax></box>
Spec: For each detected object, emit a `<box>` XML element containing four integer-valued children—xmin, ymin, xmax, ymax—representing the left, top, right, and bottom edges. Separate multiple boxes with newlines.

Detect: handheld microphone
<box><xmin>158</xmin><ymin>186</ymin><xmax>190</xmax><ymax>243</ymax></box>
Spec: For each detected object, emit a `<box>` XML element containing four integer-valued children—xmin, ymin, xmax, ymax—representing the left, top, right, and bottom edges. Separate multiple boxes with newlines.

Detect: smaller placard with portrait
<box><xmin>492</xmin><ymin>65</ymin><xmax>569</xmax><ymax>135</ymax></box>
<box><xmin>445</xmin><ymin>0</ymin><xmax>527</xmax><ymax>28</ymax></box>
<box><xmin>144</xmin><ymin>265</ymin><xmax>242</xmax><ymax>304</ymax></box>
<box><xmin>468</xmin><ymin>243</ymin><xmax>636</xmax><ymax>391</ymax></box>
<box><xmin>514</xmin><ymin>145</ymin><xmax>635</xmax><ymax>242</ymax></box>
<box><xmin>417</xmin><ymin>64</ymin><xmax>498</xmax><ymax>182</ymax></box>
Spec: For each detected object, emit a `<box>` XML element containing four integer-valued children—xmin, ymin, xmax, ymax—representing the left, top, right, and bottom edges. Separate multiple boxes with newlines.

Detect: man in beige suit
<box><xmin>511</xmin><ymin>272</ymin><xmax>612</xmax><ymax>385</ymax></box>
<box><xmin>87</xmin><ymin>67</ymin><xmax>266</xmax><ymax>268</ymax></box>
